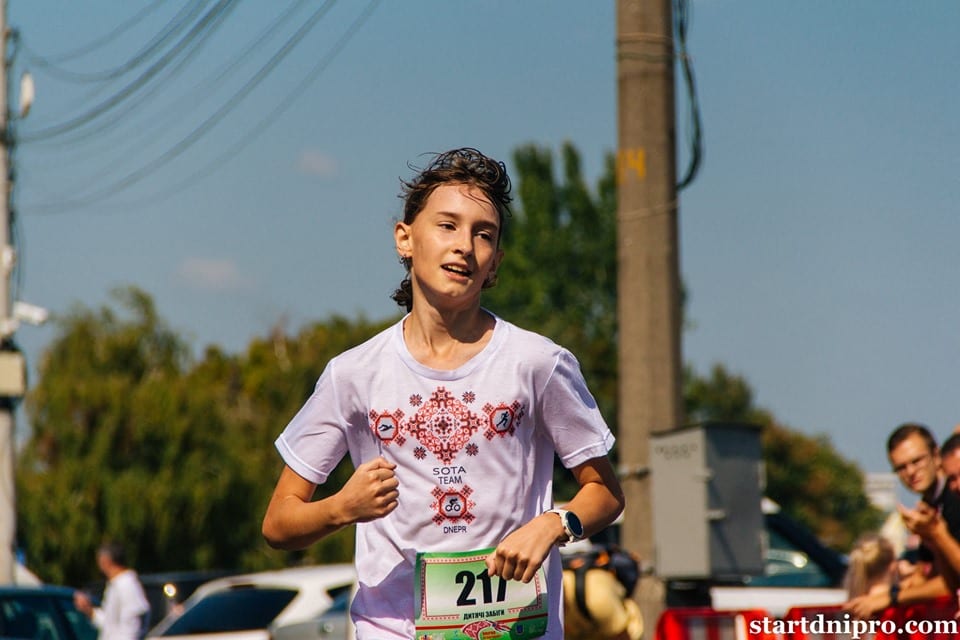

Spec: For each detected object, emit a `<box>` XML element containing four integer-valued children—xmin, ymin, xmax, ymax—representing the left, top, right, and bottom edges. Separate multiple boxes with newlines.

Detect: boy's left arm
<box><xmin>485</xmin><ymin>456</ymin><xmax>625</xmax><ymax>583</ymax></box>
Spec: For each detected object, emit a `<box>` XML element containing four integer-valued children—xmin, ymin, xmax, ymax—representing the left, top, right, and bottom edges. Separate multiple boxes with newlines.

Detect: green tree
<box><xmin>686</xmin><ymin>364</ymin><xmax>883</xmax><ymax>550</ymax></box>
<box><xmin>17</xmin><ymin>287</ymin><xmax>389</xmax><ymax>584</ymax></box>
<box><xmin>483</xmin><ymin>142</ymin><xmax>618</xmax><ymax>428</ymax></box>
<box><xmin>18</xmin><ymin>287</ymin><xmax>196</xmax><ymax>583</ymax></box>
<box><xmin>222</xmin><ymin>315</ymin><xmax>393</xmax><ymax>569</ymax></box>
<box><xmin>16</xmin><ymin>143</ymin><xmax>879</xmax><ymax>584</ymax></box>
<box><xmin>487</xmin><ymin>142</ymin><xmax>880</xmax><ymax>549</ymax></box>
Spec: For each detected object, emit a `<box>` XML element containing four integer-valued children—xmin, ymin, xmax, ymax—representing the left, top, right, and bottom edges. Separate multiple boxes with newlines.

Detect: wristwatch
<box><xmin>889</xmin><ymin>583</ymin><xmax>900</xmax><ymax>607</ymax></box>
<box><xmin>547</xmin><ymin>508</ymin><xmax>585</xmax><ymax>545</ymax></box>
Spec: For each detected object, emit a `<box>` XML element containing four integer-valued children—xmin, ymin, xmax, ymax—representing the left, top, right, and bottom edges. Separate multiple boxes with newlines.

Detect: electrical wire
<box><xmin>674</xmin><ymin>0</ymin><xmax>703</xmax><ymax>191</ymax></box>
<box><xmin>19</xmin><ymin>0</ymin><xmax>170</xmax><ymax>66</ymax></box>
<box><xmin>116</xmin><ymin>0</ymin><xmax>382</xmax><ymax>209</ymax></box>
<box><xmin>18</xmin><ymin>0</ymin><xmax>238</xmax><ymax>143</ymax></box>
<box><xmin>23</xmin><ymin>0</ymin><xmax>357</xmax><ymax>212</ymax></box>
<box><xmin>13</xmin><ymin>1</ymin><xmax>207</xmax><ymax>130</ymax></box>
<box><xmin>29</xmin><ymin>0</ymin><xmax>314</xmax><ymax>154</ymax></box>
<box><xmin>18</xmin><ymin>1</ymin><xmax>212</xmax><ymax>85</ymax></box>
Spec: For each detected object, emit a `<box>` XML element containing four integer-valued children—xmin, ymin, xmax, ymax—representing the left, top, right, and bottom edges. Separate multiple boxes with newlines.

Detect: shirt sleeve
<box><xmin>274</xmin><ymin>361</ymin><xmax>351</xmax><ymax>484</ymax></box>
<box><xmin>539</xmin><ymin>348</ymin><xmax>615</xmax><ymax>469</ymax></box>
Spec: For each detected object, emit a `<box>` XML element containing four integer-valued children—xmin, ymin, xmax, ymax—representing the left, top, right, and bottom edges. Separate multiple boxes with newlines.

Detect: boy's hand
<box><xmin>338</xmin><ymin>457</ymin><xmax>399</xmax><ymax>524</ymax></box>
<box><xmin>485</xmin><ymin>513</ymin><xmax>564</xmax><ymax>583</ymax></box>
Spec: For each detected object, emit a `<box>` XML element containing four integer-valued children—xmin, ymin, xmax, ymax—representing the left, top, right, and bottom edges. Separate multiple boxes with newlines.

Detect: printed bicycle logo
<box><xmin>432</xmin><ymin>486</ymin><xmax>476</xmax><ymax>526</ymax></box>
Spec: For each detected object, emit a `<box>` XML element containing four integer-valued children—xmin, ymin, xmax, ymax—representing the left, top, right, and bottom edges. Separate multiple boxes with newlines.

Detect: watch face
<box><xmin>566</xmin><ymin>511</ymin><xmax>584</xmax><ymax>539</ymax></box>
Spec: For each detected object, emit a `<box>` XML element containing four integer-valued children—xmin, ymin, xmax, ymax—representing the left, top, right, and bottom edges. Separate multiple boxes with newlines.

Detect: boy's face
<box><xmin>889</xmin><ymin>433</ymin><xmax>940</xmax><ymax>495</ymax></box>
<box><xmin>395</xmin><ymin>184</ymin><xmax>503</xmax><ymax>310</ymax></box>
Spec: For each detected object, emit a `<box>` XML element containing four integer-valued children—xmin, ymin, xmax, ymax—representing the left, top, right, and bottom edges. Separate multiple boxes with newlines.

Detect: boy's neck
<box><xmin>403</xmin><ymin>306</ymin><xmax>495</xmax><ymax>370</ymax></box>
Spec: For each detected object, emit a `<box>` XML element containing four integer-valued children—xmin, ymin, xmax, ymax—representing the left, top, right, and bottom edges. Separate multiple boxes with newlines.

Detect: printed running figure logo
<box><xmin>368</xmin><ymin>409</ymin><xmax>406</xmax><ymax>447</ymax></box>
<box><xmin>406</xmin><ymin>387</ymin><xmax>484</xmax><ymax>465</ymax></box>
<box><xmin>482</xmin><ymin>401</ymin><xmax>524</xmax><ymax>439</ymax></box>
<box><xmin>431</xmin><ymin>485</ymin><xmax>476</xmax><ymax>525</ymax></box>
<box><xmin>368</xmin><ymin>389</ymin><xmax>526</xmax><ymax>463</ymax></box>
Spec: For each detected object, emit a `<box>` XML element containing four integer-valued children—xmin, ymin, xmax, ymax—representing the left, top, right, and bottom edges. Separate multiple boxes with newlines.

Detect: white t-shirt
<box><xmin>276</xmin><ymin>314</ymin><xmax>614</xmax><ymax>639</ymax></box>
<box><xmin>92</xmin><ymin>570</ymin><xmax>150</xmax><ymax>640</ymax></box>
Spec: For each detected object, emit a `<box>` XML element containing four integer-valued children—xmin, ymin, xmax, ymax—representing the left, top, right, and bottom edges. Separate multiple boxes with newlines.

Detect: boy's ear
<box><xmin>394</xmin><ymin>221</ymin><xmax>412</xmax><ymax>257</ymax></box>
<box><xmin>492</xmin><ymin>248</ymin><xmax>504</xmax><ymax>273</ymax></box>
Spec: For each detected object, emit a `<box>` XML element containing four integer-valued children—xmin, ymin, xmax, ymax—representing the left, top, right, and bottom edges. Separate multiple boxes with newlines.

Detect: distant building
<box><xmin>865</xmin><ymin>472</ymin><xmax>898</xmax><ymax>513</ymax></box>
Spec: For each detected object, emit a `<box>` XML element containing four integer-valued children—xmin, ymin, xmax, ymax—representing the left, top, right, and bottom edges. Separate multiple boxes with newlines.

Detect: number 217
<box><xmin>456</xmin><ymin>570</ymin><xmax>508</xmax><ymax>606</ymax></box>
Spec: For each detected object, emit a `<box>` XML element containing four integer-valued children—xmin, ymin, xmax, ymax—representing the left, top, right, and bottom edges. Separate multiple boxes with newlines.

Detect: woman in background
<box><xmin>844</xmin><ymin>533</ymin><xmax>896</xmax><ymax>599</ymax></box>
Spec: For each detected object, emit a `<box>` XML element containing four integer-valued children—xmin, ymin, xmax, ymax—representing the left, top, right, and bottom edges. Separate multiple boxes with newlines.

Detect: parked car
<box><xmin>270</xmin><ymin>584</ymin><xmax>353</xmax><ymax>640</ymax></box>
<box><xmin>147</xmin><ymin>565</ymin><xmax>356</xmax><ymax>640</ymax></box>
<box><xmin>141</xmin><ymin>570</ymin><xmax>238</xmax><ymax>629</ymax></box>
<box><xmin>85</xmin><ymin>570</ymin><xmax>238</xmax><ymax>632</ymax></box>
<box><xmin>0</xmin><ymin>585</ymin><xmax>98</xmax><ymax>640</ymax></box>
<box><xmin>666</xmin><ymin>500</ymin><xmax>849</xmax><ymax>618</ymax></box>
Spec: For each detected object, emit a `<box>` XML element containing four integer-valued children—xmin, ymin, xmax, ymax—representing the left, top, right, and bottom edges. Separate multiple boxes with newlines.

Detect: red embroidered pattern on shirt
<box><xmin>482</xmin><ymin>401</ymin><xmax>524</xmax><ymax>439</ymax></box>
<box><xmin>407</xmin><ymin>387</ymin><xmax>483</xmax><ymax>464</ymax></box>
<box><xmin>369</xmin><ymin>409</ymin><xmax>406</xmax><ymax>446</ymax></box>
<box><xmin>431</xmin><ymin>485</ymin><xmax>476</xmax><ymax>525</ymax></box>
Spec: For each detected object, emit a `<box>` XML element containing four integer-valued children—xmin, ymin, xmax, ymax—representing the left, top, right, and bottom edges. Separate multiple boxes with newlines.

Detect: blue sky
<box><xmin>8</xmin><ymin>1</ymin><xmax>960</xmax><ymax>482</ymax></box>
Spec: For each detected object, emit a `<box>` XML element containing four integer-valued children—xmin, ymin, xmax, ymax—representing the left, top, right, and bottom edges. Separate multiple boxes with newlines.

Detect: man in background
<box><xmin>844</xmin><ymin>423</ymin><xmax>960</xmax><ymax>618</ymax></box>
<box><xmin>898</xmin><ymin>432</ymin><xmax>960</xmax><ymax>596</ymax></box>
<box><xmin>74</xmin><ymin>542</ymin><xmax>150</xmax><ymax>640</ymax></box>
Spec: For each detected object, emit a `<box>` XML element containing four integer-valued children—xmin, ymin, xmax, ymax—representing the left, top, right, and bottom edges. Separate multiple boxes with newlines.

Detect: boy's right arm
<box><xmin>262</xmin><ymin>457</ymin><xmax>399</xmax><ymax>550</ymax></box>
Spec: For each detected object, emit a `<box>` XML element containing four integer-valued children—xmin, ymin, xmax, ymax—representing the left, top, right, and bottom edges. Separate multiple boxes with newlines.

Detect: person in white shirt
<box><xmin>74</xmin><ymin>543</ymin><xmax>150</xmax><ymax>640</ymax></box>
<box><xmin>262</xmin><ymin>147</ymin><xmax>625</xmax><ymax>640</ymax></box>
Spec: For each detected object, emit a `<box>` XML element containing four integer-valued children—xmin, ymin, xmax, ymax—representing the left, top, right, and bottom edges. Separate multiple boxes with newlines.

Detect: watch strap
<box><xmin>546</xmin><ymin>508</ymin><xmax>576</xmax><ymax>545</ymax></box>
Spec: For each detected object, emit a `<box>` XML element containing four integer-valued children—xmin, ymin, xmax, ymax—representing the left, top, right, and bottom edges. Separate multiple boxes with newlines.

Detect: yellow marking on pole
<box><xmin>617</xmin><ymin>148</ymin><xmax>646</xmax><ymax>182</ymax></box>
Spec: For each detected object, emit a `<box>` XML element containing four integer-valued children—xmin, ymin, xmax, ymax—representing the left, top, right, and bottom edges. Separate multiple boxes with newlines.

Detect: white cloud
<box><xmin>177</xmin><ymin>258</ymin><xmax>249</xmax><ymax>291</ymax></box>
<box><xmin>297</xmin><ymin>150</ymin><xmax>338</xmax><ymax>177</ymax></box>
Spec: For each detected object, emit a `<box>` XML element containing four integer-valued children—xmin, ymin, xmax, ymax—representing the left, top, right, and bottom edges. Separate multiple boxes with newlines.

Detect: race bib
<box><xmin>414</xmin><ymin>549</ymin><xmax>549</xmax><ymax>640</ymax></box>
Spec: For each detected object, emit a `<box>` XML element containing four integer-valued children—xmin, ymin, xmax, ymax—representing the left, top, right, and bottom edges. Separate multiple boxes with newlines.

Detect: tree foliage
<box><xmin>486</xmin><ymin>142</ymin><xmax>881</xmax><ymax>549</ymax></box>
<box><xmin>16</xmin><ymin>143</ymin><xmax>878</xmax><ymax>584</ymax></box>
<box><xmin>17</xmin><ymin>287</ymin><xmax>390</xmax><ymax>585</ymax></box>
<box><xmin>686</xmin><ymin>364</ymin><xmax>883</xmax><ymax>550</ymax></box>
<box><xmin>483</xmin><ymin>143</ymin><xmax>618</xmax><ymax>427</ymax></box>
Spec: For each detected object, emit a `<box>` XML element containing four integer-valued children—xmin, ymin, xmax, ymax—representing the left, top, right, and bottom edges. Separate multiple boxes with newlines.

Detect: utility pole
<box><xmin>616</xmin><ymin>0</ymin><xmax>684</xmax><ymax>629</ymax></box>
<box><xmin>0</xmin><ymin>0</ymin><xmax>15</xmax><ymax>585</ymax></box>
<box><xmin>0</xmin><ymin>0</ymin><xmax>27</xmax><ymax>586</ymax></box>
<box><xmin>0</xmin><ymin>0</ymin><xmax>14</xmax><ymax>585</ymax></box>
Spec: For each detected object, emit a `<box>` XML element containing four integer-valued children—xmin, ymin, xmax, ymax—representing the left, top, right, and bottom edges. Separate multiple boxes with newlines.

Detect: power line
<box><xmin>674</xmin><ymin>0</ymin><xmax>702</xmax><ymax>191</ymax></box>
<box><xmin>20</xmin><ymin>0</ymin><xmax>170</xmax><ymax>66</ymax></box>
<box><xmin>23</xmin><ymin>0</ymin><xmax>376</xmax><ymax>213</ymax></box>
<box><xmin>17</xmin><ymin>0</ymin><xmax>210</xmax><ymax>84</ymax></box>
<box><xmin>120</xmin><ymin>0</ymin><xmax>382</xmax><ymax>209</ymax></box>
<box><xmin>19</xmin><ymin>0</ymin><xmax>238</xmax><ymax>143</ymax></box>
<box><xmin>26</xmin><ymin>0</ymin><xmax>314</xmax><ymax>152</ymax></box>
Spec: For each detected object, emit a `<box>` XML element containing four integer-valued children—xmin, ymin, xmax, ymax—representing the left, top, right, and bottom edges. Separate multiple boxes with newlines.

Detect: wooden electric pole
<box><xmin>0</xmin><ymin>0</ymin><xmax>15</xmax><ymax>585</ymax></box>
<box><xmin>616</xmin><ymin>0</ymin><xmax>684</xmax><ymax>629</ymax></box>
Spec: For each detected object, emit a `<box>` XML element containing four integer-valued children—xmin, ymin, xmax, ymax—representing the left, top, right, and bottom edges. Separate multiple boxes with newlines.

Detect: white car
<box><xmin>147</xmin><ymin>565</ymin><xmax>356</xmax><ymax>640</ymax></box>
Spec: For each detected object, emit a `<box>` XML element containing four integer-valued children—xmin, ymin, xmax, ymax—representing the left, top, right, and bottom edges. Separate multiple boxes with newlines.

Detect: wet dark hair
<box><xmin>887</xmin><ymin>422</ymin><xmax>936</xmax><ymax>455</ymax></box>
<box><xmin>391</xmin><ymin>147</ymin><xmax>513</xmax><ymax>311</ymax></box>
